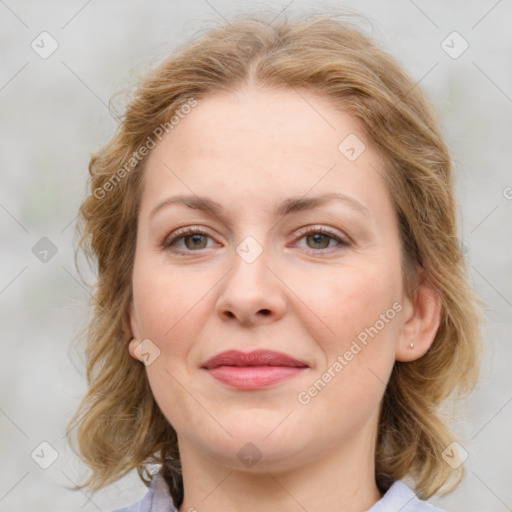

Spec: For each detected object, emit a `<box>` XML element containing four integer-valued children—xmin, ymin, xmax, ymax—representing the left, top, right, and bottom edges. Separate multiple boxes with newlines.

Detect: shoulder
<box><xmin>110</xmin><ymin>474</ymin><xmax>177</xmax><ymax>512</ymax></box>
<box><xmin>369</xmin><ymin>481</ymin><xmax>445</xmax><ymax>512</ymax></box>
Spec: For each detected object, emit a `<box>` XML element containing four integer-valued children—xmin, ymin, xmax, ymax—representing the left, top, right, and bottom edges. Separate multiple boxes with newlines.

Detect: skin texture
<box><xmin>128</xmin><ymin>86</ymin><xmax>441</xmax><ymax>512</ymax></box>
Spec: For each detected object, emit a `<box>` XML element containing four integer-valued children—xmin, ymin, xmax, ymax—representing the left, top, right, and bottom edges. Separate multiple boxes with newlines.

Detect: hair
<box><xmin>67</xmin><ymin>9</ymin><xmax>484</xmax><ymax>507</ymax></box>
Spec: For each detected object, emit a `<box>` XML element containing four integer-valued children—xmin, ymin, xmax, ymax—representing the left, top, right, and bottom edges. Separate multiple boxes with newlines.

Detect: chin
<box><xmin>179</xmin><ymin>410</ymin><xmax>318</xmax><ymax>471</ymax></box>
<box><xmin>202</xmin><ymin>435</ymin><xmax>310</xmax><ymax>473</ymax></box>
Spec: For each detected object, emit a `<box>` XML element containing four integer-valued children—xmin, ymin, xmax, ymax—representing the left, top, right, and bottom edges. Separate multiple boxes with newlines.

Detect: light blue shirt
<box><xmin>112</xmin><ymin>474</ymin><xmax>444</xmax><ymax>512</ymax></box>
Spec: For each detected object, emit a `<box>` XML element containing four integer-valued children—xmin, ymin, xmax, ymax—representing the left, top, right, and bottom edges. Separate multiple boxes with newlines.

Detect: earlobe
<box><xmin>396</xmin><ymin>271</ymin><xmax>442</xmax><ymax>362</ymax></box>
<box><xmin>128</xmin><ymin>337</ymin><xmax>142</xmax><ymax>361</ymax></box>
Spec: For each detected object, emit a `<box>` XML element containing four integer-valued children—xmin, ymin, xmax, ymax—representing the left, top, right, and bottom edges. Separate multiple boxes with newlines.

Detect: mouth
<box><xmin>201</xmin><ymin>349</ymin><xmax>309</xmax><ymax>390</ymax></box>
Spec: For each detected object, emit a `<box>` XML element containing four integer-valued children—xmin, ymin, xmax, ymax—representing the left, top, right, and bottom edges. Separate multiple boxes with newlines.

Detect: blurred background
<box><xmin>1</xmin><ymin>1</ymin><xmax>511</xmax><ymax>510</ymax></box>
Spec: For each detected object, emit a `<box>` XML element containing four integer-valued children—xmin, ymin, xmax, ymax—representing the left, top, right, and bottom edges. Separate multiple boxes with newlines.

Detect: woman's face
<box><xmin>129</xmin><ymin>86</ymin><xmax>415</xmax><ymax>471</ymax></box>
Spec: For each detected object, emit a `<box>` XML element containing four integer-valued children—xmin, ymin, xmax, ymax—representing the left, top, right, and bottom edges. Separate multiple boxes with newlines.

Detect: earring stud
<box><xmin>408</xmin><ymin>342</ymin><xmax>414</xmax><ymax>349</ymax></box>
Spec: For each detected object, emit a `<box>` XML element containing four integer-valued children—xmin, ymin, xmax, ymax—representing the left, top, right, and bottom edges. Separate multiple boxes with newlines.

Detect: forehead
<box><xmin>139</xmin><ymin>86</ymin><xmax>391</xmax><ymax>220</ymax></box>
<box><xmin>149</xmin><ymin>86</ymin><xmax>369</xmax><ymax>166</ymax></box>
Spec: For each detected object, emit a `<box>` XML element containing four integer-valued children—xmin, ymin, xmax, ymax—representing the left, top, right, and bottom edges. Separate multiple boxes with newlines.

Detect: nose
<box><xmin>215</xmin><ymin>238</ymin><xmax>287</xmax><ymax>327</ymax></box>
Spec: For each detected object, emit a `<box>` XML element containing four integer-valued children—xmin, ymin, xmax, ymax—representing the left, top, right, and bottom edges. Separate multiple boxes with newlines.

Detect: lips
<box><xmin>201</xmin><ymin>350</ymin><xmax>309</xmax><ymax>390</ymax></box>
<box><xmin>201</xmin><ymin>350</ymin><xmax>308</xmax><ymax>369</ymax></box>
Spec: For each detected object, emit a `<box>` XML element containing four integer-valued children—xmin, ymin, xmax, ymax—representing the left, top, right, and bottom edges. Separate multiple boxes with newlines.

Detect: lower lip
<box><xmin>204</xmin><ymin>366</ymin><xmax>306</xmax><ymax>389</ymax></box>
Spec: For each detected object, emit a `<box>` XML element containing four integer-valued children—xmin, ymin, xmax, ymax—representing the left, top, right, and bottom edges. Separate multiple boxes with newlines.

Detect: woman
<box><xmin>68</xmin><ymin>11</ymin><xmax>483</xmax><ymax>512</ymax></box>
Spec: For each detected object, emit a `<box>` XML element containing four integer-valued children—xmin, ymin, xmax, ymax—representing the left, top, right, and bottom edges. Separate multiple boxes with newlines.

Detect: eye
<box><xmin>163</xmin><ymin>227</ymin><xmax>216</xmax><ymax>252</ymax></box>
<box><xmin>294</xmin><ymin>226</ymin><xmax>349</xmax><ymax>252</ymax></box>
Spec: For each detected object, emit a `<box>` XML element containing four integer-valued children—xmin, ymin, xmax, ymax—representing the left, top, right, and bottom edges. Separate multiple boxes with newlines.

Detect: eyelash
<box><xmin>163</xmin><ymin>225</ymin><xmax>350</xmax><ymax>255</ymax></box>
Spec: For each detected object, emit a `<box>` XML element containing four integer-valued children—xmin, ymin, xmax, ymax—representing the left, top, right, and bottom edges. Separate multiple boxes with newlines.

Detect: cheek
<box><xmin>132</xmin><ymin>261</ymin><xmax>214</xmax><ymax>429</ymax></box>
<box><xmin>295</xmin><ymin>263</ymin><xmax>402</xmax><ymax>348</ymax></box>
<box><xmin>297</xmin><ymin>262</ymin><xmax>403</xmax><ymax>408</ymax></box>
<box><xmin>131</xmin><ymin>257</ymin><xmax>221</xmax><ymax>409</ymax></box>
<box><xmin>132</xmin><ymin>258</ymin><xmax>210</xmax><ymax>341</ymax></box>
<box><xmin>293</xmin><ymin>270</ymin><xmax>401</xmax><ymax>427</ymax></box>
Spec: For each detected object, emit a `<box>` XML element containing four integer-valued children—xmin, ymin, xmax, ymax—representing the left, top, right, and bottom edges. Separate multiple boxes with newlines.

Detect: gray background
<box><xmin>1</xmin><ymin>1</ymin><xmax>511</xmax><ymax>511</ymax></box>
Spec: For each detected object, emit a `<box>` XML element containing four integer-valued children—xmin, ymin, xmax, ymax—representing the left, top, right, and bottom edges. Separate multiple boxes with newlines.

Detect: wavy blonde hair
<box><xmin>67</xmin><ymin>11</ymin><xmax>483</xmax><ymax>507</ymax></box>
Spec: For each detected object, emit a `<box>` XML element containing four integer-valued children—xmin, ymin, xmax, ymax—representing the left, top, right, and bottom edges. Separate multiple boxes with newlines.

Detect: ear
<box><xmin>396</xmin><ymin>270</ymin><xmax>442</xmax><ymax>362</ymax></box>
<box><xmin>128</xmin><ymin>302</ymin><xmax>142</xmax><ymax>361</ymax></box>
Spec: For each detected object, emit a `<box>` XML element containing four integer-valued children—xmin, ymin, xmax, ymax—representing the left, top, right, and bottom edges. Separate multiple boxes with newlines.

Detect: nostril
<box><xmin>259</xmin><ymin>309</ymin><xmax>271</xmax><ymax>315</ymax></box>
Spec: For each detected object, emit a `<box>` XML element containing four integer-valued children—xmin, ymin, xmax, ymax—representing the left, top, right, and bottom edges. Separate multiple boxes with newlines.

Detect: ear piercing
<box><xmin>408</xmin><ymin>342</ymin><xmax>415</xmax><ymax>349</ymax></box>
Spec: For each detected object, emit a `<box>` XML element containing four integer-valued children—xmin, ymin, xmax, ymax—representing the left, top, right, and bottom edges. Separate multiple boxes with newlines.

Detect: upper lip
<box><xmin>201</xmin><ymin>350</ymin><xmax>309</xmax><ymax>369</ymax></box>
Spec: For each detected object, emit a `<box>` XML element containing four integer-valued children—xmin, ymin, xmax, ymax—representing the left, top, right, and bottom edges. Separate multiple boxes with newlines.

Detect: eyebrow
<box><xmin>149</xmin><ymin>192</ymin><xmax>370</xmax><ymax>221</ymax></box>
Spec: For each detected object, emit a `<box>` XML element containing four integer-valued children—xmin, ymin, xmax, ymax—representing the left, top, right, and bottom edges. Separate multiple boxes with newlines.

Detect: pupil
<box><xmin>309</xmin><ymin>233</ymin><xmax>328</xmax><ymax>249</ymax></box>
<box><xmin>187</xmin><ymin>234</ymin><xmax>205</xmax><ymax>249</ymax></box>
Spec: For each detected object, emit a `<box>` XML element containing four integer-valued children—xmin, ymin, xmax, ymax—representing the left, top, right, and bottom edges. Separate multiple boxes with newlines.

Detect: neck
<box><xmin>177</xmin><ymin>428</ymin><xmax>381</xmax><ymax>512</ymax></box>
